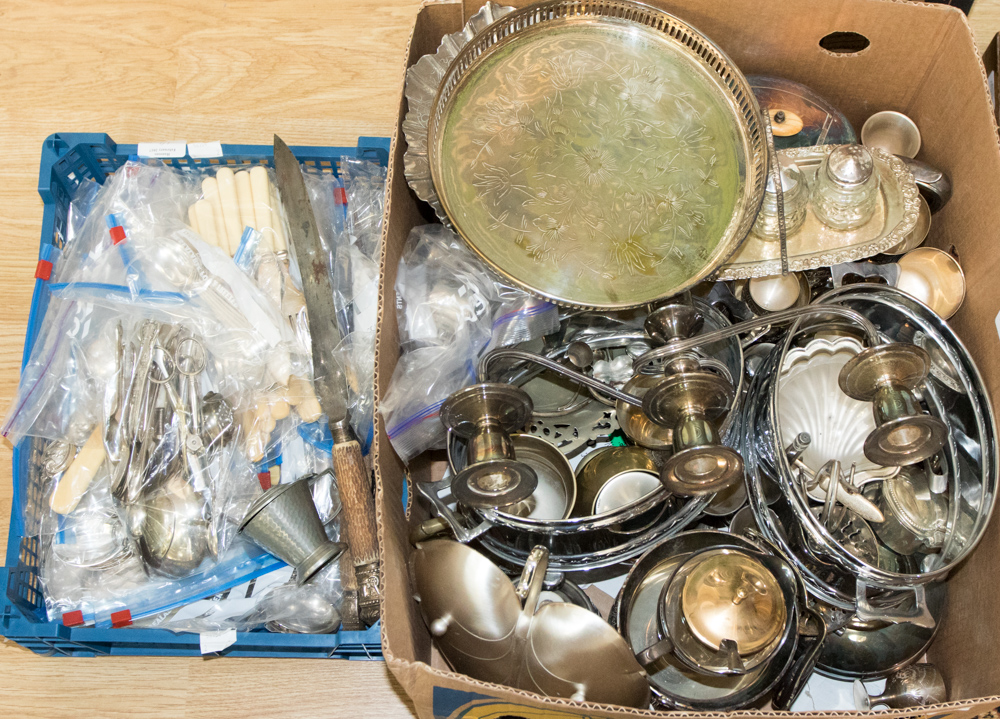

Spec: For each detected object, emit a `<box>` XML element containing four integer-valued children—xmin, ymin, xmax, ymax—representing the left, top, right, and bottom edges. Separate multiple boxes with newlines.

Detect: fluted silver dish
<box><xmin>403</xmin><ymin>1</ymin><xmax>514</xmax><ymax>221</ymax></box>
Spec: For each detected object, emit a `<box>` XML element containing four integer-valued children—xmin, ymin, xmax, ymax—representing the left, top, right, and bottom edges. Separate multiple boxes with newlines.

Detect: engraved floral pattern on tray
<box><xmin>403</xmin><ymin>2</ymin><xmax>515</xmax><ymax>217</ymax></box>
<box><xmin>433</xmin><ymin>22</ymin><xmax>748</xmax><ymax>308</ymax></box>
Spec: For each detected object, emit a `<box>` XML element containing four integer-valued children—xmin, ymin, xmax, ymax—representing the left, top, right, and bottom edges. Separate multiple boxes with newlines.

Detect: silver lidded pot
<box><xmin>752</xmin><ymin>161</ymin><xmax>808</xmax><ymax>241</ymax></box>
<box><xmin>811</xmin><ymin>145</ymin><xmax>881</xmax><ymax>230</ymax></box>
<box><xmin>611</xmin><ymin>530</ymin><xmax>825</xmax><ymax>711</ymax></box>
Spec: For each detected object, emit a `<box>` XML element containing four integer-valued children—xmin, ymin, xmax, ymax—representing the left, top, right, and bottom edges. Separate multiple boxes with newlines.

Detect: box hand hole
<box><xmin>819</xmin><ymin>31</ymin><xmax>871</xmax><ymax>54</ymax></box>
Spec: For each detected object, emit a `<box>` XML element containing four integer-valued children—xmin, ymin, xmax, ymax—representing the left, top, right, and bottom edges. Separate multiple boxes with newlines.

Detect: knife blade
<box><xmin>273</xmin><ymin>135</ymin><xmax>380</xmax><ymax>627</ymax></box>
<box><xmin>273</xmin><ymin>137</ymin><xmax>347</xmax><ymax>422</ymax></box>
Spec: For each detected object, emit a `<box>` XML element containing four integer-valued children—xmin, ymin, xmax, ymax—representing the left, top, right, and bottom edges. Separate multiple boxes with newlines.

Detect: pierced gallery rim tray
<box><xmin>427</xmin><ymin>0</ymin><xmax>767</xmax><ymax>309</ymax></box>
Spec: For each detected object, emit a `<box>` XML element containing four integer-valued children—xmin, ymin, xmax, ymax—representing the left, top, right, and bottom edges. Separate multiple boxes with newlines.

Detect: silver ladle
<box><xmin>132</xmin><ymin>468</ymin><xmax>218</xmax><ymax>578</ymax></box>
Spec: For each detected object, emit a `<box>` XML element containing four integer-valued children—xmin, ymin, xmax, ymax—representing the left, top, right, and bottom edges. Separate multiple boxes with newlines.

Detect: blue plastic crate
<box><xmin>1</xmin><ymin>133</ymin><xmax>390</xmax><ymax>658</ymax></box>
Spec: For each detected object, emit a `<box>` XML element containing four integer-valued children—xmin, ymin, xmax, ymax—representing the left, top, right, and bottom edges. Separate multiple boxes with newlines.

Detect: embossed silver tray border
<box><xmin>402</xmin><ymin>2</ymin><xmax>514</xmax><ymax>223</ymax></box>
<box><xmin>716</xmin><ymin>144</ymin><xmax>921</xmax><ymax>280</ymax></box>
<box><xmin>425</xmin><ymin>0</ymin><xmax>768</xmax><ymax>310</ymax></box>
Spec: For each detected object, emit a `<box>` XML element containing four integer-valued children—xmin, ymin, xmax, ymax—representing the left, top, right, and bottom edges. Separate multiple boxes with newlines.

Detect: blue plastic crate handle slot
<box><xmin>357</xmin><ymin>136</ymin><xmax>392</xmax><ymax>167</ymax></box>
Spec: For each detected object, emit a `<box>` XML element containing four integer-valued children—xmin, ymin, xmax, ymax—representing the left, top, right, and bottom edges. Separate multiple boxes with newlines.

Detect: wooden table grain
<box><xmin>0</xmin><ymin>1</ymin><xmax>997</xmax><ymax>716</ymax></box>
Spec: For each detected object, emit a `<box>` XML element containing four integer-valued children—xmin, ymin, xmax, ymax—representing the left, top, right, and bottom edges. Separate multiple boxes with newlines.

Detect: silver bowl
<box><xmin>744</xmin><ymin>285</ymin><xmax>996</xmax><ymax>612</ymax></box>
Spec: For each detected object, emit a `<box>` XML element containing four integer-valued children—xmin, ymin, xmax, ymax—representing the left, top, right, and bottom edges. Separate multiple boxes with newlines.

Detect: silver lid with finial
<box><xmin>825</xmin><ymin>145</ymin><xmax>875</xmax><ymax>187</ymax></box>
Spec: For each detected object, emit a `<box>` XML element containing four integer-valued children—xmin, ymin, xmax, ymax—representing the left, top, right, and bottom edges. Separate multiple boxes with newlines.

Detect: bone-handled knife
<box><xmin>273</xmin><ymin>135</ymin><xmax>380</xmax><ymax>627</ymax></box>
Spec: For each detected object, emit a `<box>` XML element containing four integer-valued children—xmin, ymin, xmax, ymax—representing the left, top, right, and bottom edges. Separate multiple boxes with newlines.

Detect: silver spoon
<box><xmin>132</xmin><ymin>468</ymin><xmax>217</xmax><ymax>578</ymax></box>
<box><xmin>264</xmin><ymin>585</ymin><xmax>342</xmax><ymax>634</ymax></box>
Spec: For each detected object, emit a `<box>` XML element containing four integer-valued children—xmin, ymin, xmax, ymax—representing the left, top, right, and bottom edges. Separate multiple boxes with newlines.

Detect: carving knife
<box><xmin>273</xmin><ymin>135</ymin><xmax>380</xmax><ymax>627</ymax></box>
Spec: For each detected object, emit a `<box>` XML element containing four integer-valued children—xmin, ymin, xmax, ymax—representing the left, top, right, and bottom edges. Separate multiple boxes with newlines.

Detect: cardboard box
<box><xmin>374</xmin><ymin>1</ymin><xmax>1000</xmax><ymax>716</ymax></box>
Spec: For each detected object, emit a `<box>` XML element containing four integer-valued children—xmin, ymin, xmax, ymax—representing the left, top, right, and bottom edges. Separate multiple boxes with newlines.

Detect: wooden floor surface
<box><xmin>0</xmin><ymin>1</ymin><xmax>997</xmax><ymax>716</ymax></box>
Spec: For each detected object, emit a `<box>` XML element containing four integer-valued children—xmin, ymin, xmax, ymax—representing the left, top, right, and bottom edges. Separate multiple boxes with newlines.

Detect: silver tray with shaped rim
<box><xmin>423</xmin><ymin>0</ymin><xmax>767</xmax><ymax>309</ymax></box>
<box><xmin>717</xmin><ymin>144</ymin><xmax>921</xmax><ymax>279</ymax></box>
<box><xmin>403</xmin><ymin>2</ymin><xmax>515</xmax><ymax>217</ymax></box>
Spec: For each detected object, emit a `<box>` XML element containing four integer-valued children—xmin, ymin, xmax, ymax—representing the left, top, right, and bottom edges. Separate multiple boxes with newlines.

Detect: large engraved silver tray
<box><xmin>422</xmin><ymin>0</ymin><xmax>767</xmax><ymax>309</ymax></box>
<box><xmin>717</xmin><ymin>145</ymin><xmax>921</xmax><ymax>279</ymax></box>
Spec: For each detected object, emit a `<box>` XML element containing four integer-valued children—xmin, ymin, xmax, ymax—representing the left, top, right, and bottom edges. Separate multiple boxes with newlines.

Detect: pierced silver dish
<box><xmin>410</xmin><ymin>0</ymin><xmax>767</xmax><ymax>309</ymax></box>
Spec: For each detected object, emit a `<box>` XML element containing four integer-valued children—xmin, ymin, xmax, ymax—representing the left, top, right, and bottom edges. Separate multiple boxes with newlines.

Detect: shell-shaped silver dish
<box><xmin>778</xmin><ymin>336</ymin><xmax>897</xmax><ymax>489</ymax></box>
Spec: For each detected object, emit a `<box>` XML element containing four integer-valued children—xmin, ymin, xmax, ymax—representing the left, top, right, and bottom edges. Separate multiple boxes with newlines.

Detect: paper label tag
<box><xmin>199</xmin><ymin>628</ymin><xmax>237</xmax><ymax>654</ymax></box>
<box><xmin>188</xmin><ymin>141</ymin><xmax>224</xmax><ymax>159</ymax></box>
<box><xmin>995</xmin><ymin>310</ymin><xmax>1000</xmax><ymax>346</ymax></box>
<box><xmin>136</xmin><ymin>141</ymin><xmax>187</xmax><ymax>159</ymax></box>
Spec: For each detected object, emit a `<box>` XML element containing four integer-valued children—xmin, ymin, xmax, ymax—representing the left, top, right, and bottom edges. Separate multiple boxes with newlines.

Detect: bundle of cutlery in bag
<box><xmin>3</xmin><ymin>140</ymin><xmax>386</xmax><ymax>634</ymax></box>
<box><xmin>387</xmin><ymin>1</ymin><xmax>988</xmax><ymax>711</ymax></box>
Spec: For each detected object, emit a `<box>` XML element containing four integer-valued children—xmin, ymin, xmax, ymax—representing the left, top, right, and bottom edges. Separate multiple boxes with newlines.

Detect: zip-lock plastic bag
<box><xmin>127</xmin><ymin>466</ymin><xmax>343</xmax><ymax>635</ymax></box>
<box><xmin>36</xmin><ymin>444</ymin><xmax>282</xmax><ymax>627</ymax></box>
<box><xmin>51</xmin><ymin>161</ymin><xmax>198</xmax><ymax>288</ymax></box>
<box><xmin>2</xmin><ymin>298</ymin><xmax>116</xmax><ymax>446</ymax></box>
<box><xmin>131</xmin><ymin>565</ymin><xmax>295</xmax><ymax>634</ymax></box>
<box><xmin>340</xmin><ymin>156</ymin><xmax>387</xmax><ymax>260</ymax></box>
<box><xmin>106</xmin><ymin>320</ymin><xmax>257</xmax><ymax>570</ymax></box>
<box><xmin>40</xmin><ymin>530</ymin><xmax>283</xmax><ymax>628</ymax></box>
<box><xmin>393</xmin><ymin>224</ymin><xmax>498</xmax><ymax>352</ymax></box>
<box><xmin>2</xmin><ymin>164</ymin><xmax>287</xmax><ymax>625</ymax></box>
<box><xmin>381</xmin><ymin>224</ymin><xmax>559</xmax><ymax>462</ymax></box>
<box><xmin>244</xmin><ymin>560</ymin><xmax>344</xmax><ymax>633</ymax></box>
<box><xmin>488</xmin><ymin>281</ymin><xmax>562</xmax><ymax>352</ymax></box>
<box><xmin>23</xmin><ymin>315</ymin><xmax>271</xmax><ymax>625</ymax></box>
<box><xmin>45</xmin><ymin>161</ymin><xmax>305</xmax><ymax>395</ymax></box>
<box><xmin>134</xmin><ymin>558</ymin><xmax>344</xmax><ymax>635</ymax></box>
<box><xmin>53</xmin><ymin>226</ymin><xmax>301</xmax><ymax>393</ymax></box>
